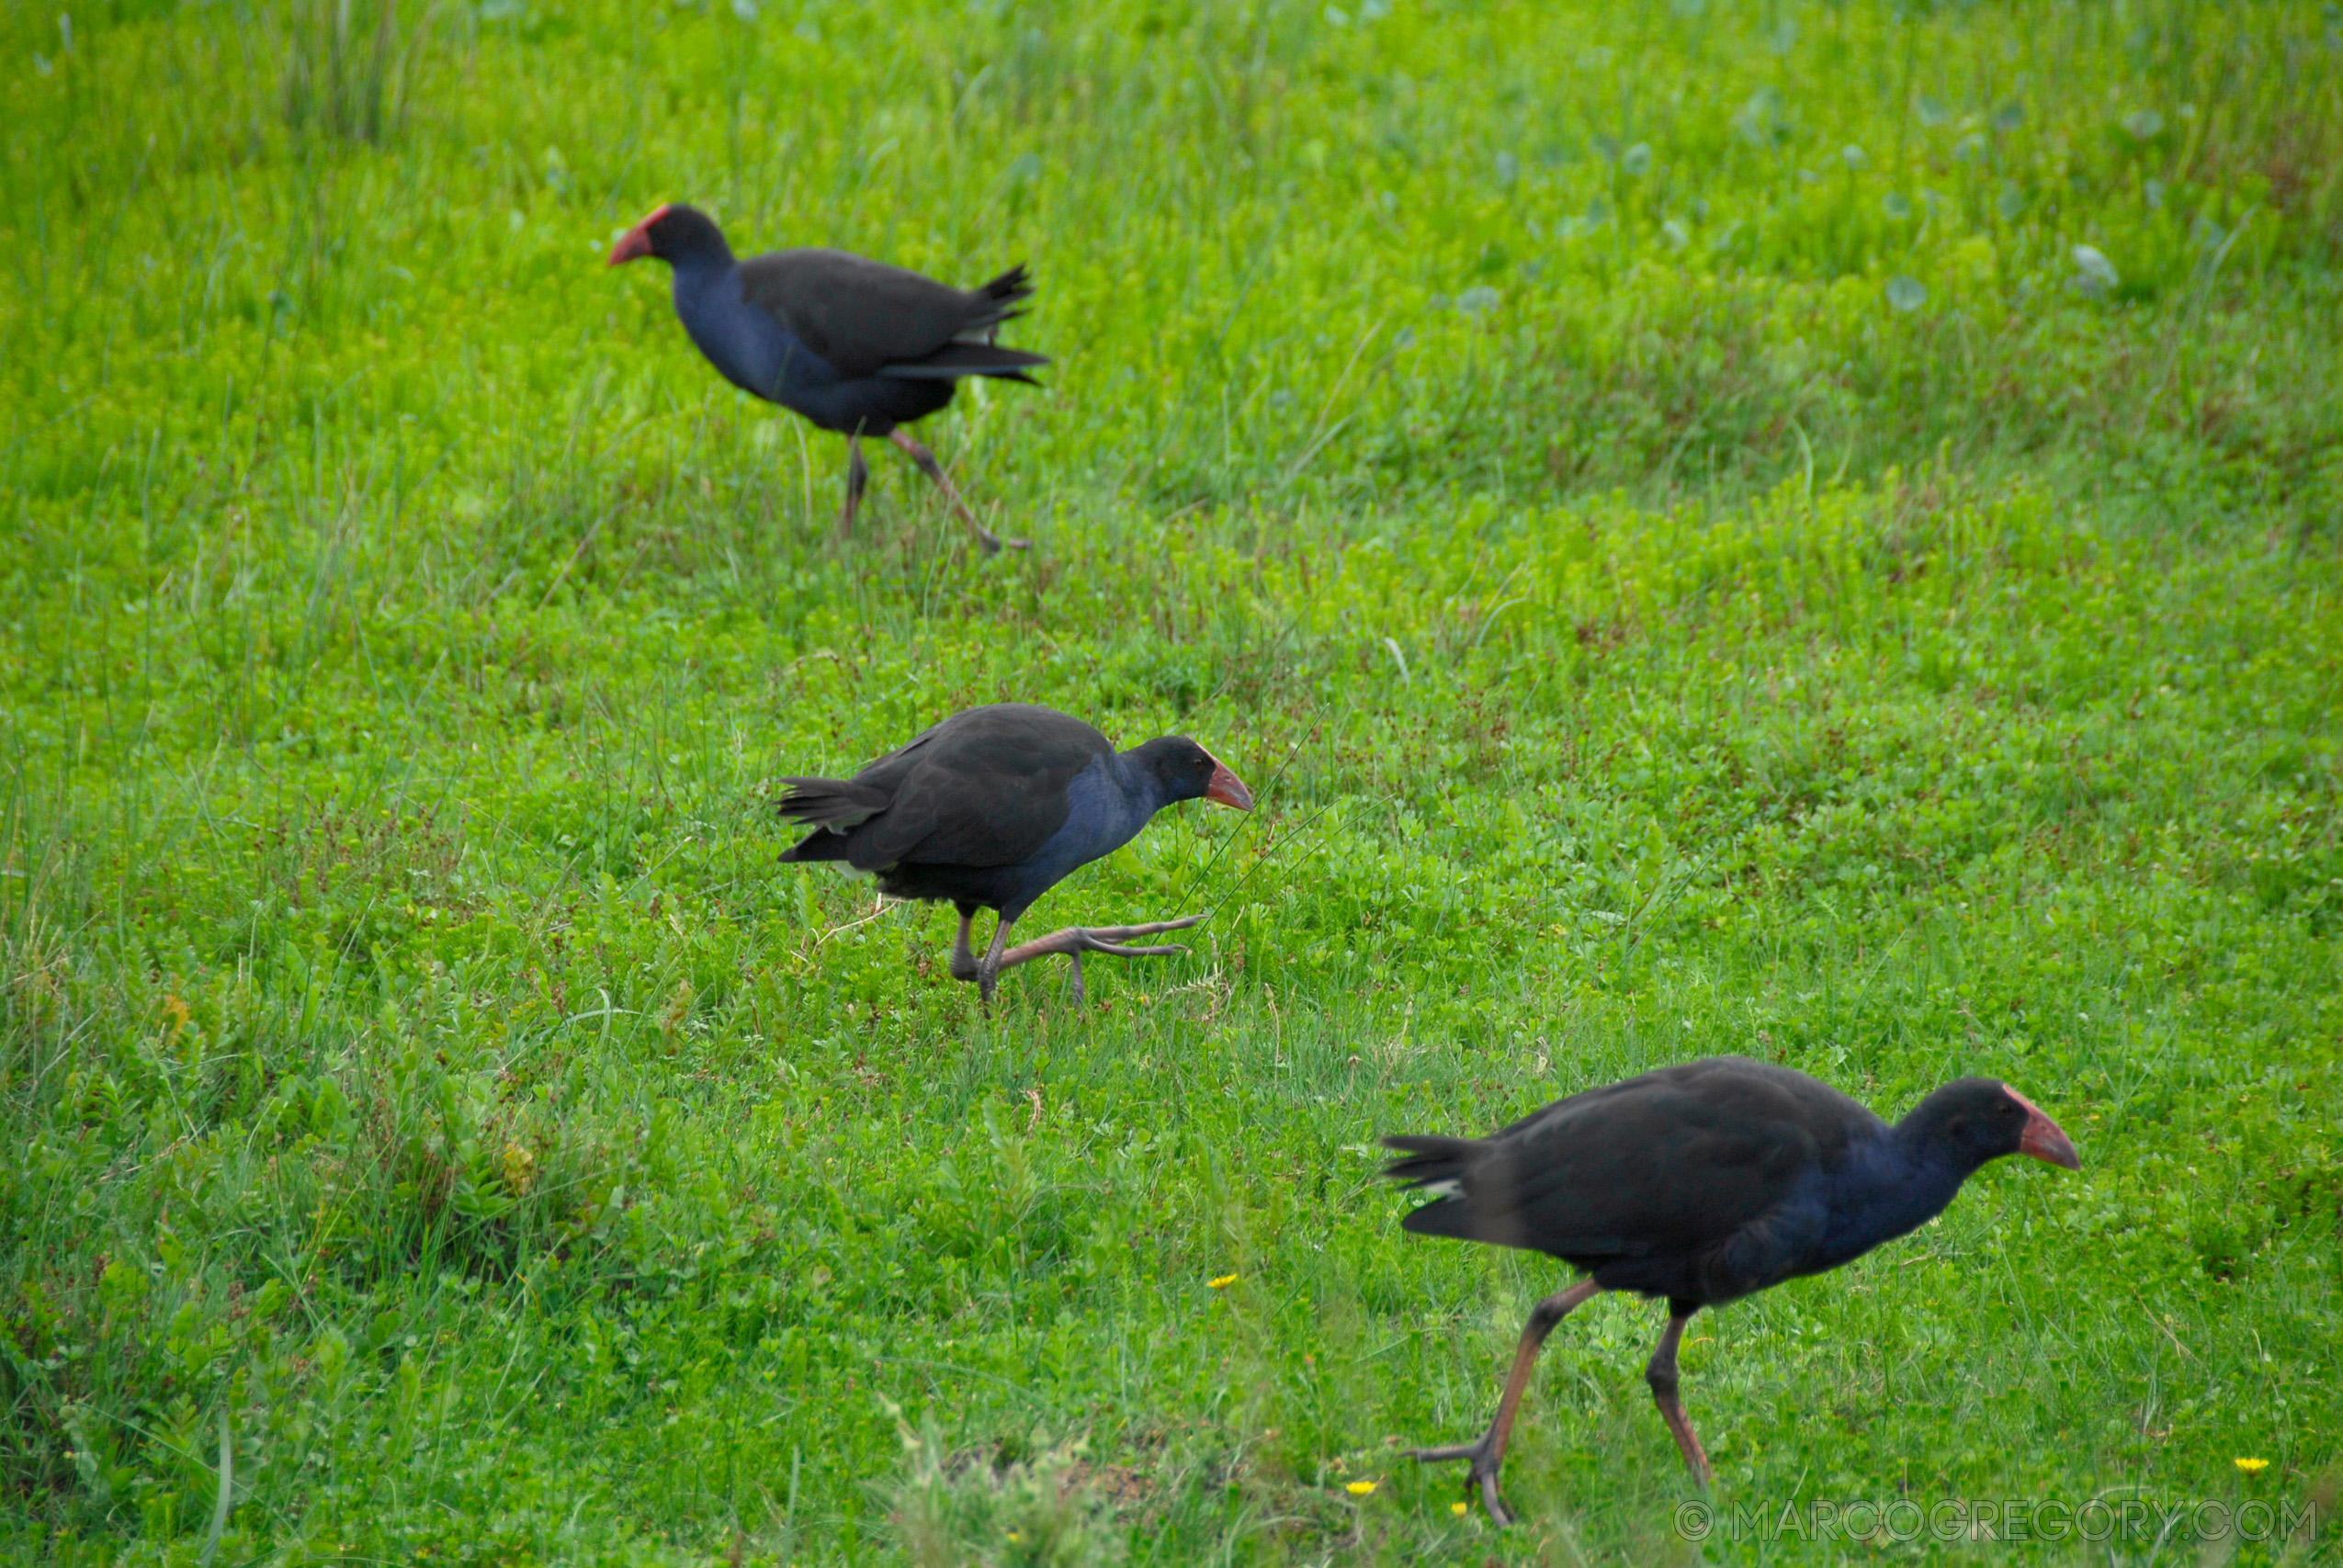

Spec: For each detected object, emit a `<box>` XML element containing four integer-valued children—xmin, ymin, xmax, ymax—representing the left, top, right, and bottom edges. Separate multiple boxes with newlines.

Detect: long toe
<box><xmin>1080</xmin><ymin>939</ymin><xmax>1190</xmax><ymax>959</ymax></box>
<box><xmin>992</xmin><ymin>916</ymin><xmax>1206</xmax><ymax>971</ymax></box>
<box><xmin>1406</xmin><ymin>1443</ymin><xmax>1483</xmax><ymax>1463</ymax></box>
<box><xmin>1408</xmin><ymin>1433</ymin><xmax>1517</xmax><ymax>1524</ymax></box>
<box><xmin>1077</xmin><ymin>915</ymin><xmax>1207</xmax><ymax>942</ymax></box>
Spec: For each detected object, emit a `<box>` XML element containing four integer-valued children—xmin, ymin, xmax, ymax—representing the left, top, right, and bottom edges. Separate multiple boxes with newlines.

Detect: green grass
<box><xmin>5</xmin><ymin>0</ymin><xmax>2342</xmax><ymax>1562</ymax></box>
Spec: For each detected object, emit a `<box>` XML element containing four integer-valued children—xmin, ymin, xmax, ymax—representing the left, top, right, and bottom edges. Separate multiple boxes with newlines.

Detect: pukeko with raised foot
<box><xmin>775</xmin><ymin>704</ymin><xmax>1252</xmax><ymax>1009</ymax></box>
<box><xmin>1383</xmin><ymin>1056</ymin><xmax>2078</xmax><ymax>1525</ymax></box>
<box><xmin>608</xmin><ymin>203</ymin><xmax>1047</xmax><ymax>555</ymax></box>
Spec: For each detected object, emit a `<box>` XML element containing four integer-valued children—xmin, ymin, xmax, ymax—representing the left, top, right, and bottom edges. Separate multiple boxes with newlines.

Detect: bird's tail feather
<box><xmin>882</xmin><ymin>343</ymin><xmax>1051</xmax><ymax>382</ymax></box>
<box><xmin>774</xmin><ymin>777</ymin><xmax>890</xmax><ymax>838</ymax></box>
<box><xmin>779</xmin><ymin>831</ymin><xmax>854</xmax><ymax>864</ymax></box>
<box><xmin>1381</xmin><ymin>1136</ymin><xmax>1488</xmax><ymax>1242</ymax></box>
<box><xmin>978</xmin><ymin>264</ymin><xmax>1036</xmax><ymax>310</ymax></box>
<box><xmin>1380</xmin><ymin>1134</ymin><xmax>1481</xmax><ymax>1189</ymax></box>
<box><xmin>955</xmin><ymin>265</ymin><xmax>1036</xmax><ymax>338</ymax></box>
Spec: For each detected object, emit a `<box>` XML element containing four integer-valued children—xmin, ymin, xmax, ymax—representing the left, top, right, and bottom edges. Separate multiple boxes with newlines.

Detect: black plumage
<box><xmin>610</xmin><ymin>203</ymin><xmax>1046</xmax><ymax>552</ymax></box>
<box><xmin>777</xmin><ymin>704</ymin><xmax>1252</xmax><ymax>1006</ymax></box>
<box><xmin>1384</xmin><ymin>1056</ymin><xmax>2078</xmax><ymax>1523</ymax></box>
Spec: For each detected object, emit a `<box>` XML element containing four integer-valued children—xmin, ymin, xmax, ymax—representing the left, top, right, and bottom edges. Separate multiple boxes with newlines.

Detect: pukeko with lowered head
<box><xmin>1384</xmin><ymin>1055</ymin><xmax>2078</xmax><ymax>1524</ymax></box>
<box><xmin>776</xmin><ymin>704</ymin><xmax>1252</xmax><ymax>1008</ymax></box>
<box><xmin>609</xmin><ymin>203</ymin><xmax>1046</xmax><ymax>554</ymax></box>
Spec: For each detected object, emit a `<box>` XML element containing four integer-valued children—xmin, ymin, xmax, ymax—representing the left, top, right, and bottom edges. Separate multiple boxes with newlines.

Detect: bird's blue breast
<box><xmin>1801</xmin><ymin>1136</ymin><xmax>1968</xmax><ymax>1276</ymax></box>
<box><xmin>1691</xmin><ymin>1134</ymin><xmax>1966</xmax><ymax>1302</ymax></box>
<box><xmin>671</xmin><ymin>265</ymin><xmax>837</xmax><ymax>405</ymax></box>
<box><xmin>1002</xmin><ymin>756</ymin><xmax>1156</xmax><ymax>913</ymax></box>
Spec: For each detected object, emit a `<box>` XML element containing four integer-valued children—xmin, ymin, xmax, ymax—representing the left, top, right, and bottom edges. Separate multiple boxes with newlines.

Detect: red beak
<box><xmin>2006</xmin><ymin>1087</ymin><xmax>2080</xmax><ymax>1169</ymax></box>
<box><xmin>607</xmin><ymin>204</ymin><xmax>668</xmax><ymax>266</ymax></box>
<box><xmin>1205</xmin><ymin>759</ymin><xmax>1253</xmax><ymax>811</ymax></box>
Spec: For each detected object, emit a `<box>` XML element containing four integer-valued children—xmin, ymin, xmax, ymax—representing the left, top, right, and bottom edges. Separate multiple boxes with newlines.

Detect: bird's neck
<box><xmin>668</xmin><ymin>250</ymin><xmax>735</xmax><ymax>300</ymax></box>
<box><xmin>1111</xmin><ymin>749</ymin><xmax>1177</xmax><ymax>815</ymax></box>
<box><xmin>1816</xmin><ymin>1128</ymin><xmax>1975</xmax><ymax>1265</ymax></box>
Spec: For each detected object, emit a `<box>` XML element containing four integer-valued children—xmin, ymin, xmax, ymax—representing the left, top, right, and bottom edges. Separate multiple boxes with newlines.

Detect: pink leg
<box><xmin>838</xmin><ymin>436</ymin><xmax>868</xmax><ymax>539</ymax></box>
<box><xmin>1645</xmin><ymin>1309</ymin><xmax>1714</xmax><ymax>1484</ymax></box>
<box><xmin>888</xmin><ymin>428</ymin><xmax>1026</xmax><ymax>554</ymax></box>
<box><xmin>1409</xmin><ymin>1280</ymin><xmax>1602</xmax><ymax>1526</ymax></box>
<box><xmin>947</xmin><ymin>907</ymin><xmax>982</xmax><ymax>982</ymax></box>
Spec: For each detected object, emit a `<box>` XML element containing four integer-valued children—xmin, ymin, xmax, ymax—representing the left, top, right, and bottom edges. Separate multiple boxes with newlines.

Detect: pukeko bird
<box><xmin>1383</xmin><ymin>1056</ymin><xmax>2078</xmax><ymax>1524</ymax></box>
<box><xmin>775</xmin><ymin>704</ymin><xmax>1252</xmax><ymax>1007</ymax></box>
<box><xmin>608</xmin><ymin>203</ymin><xmax>1047</xmax><ymax>554</ymax></box>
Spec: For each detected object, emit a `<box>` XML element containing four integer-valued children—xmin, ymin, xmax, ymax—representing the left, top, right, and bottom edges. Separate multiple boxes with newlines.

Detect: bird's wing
<box><xmin>832</xmin><ymin>705</ymin><xmax>1113</xmax><ymax>871</ymax></box>
<box><xmin>1414</xmin><ymin>1059</ymin><xmax>1876</xmax><ymax>1259</ymax></box>
<box><xmin>737</xmin><ymin>249</ymin><xmax>1018</xmax><ymax>381</ymax></box>
<box><xmin>877</xmin><ymin>343</ymin><xmax>1050</xmax><ymax>381</ymax></box>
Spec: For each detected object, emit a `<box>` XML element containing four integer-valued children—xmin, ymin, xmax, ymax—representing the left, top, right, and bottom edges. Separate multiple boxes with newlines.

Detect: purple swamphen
<box><xmin>776</xmin><ymin>704</ymin><xmax>1253</xmax><ymax>1007</ymax></box>
<box><xmin>609</xmin><ymin>203</ymin><xmax>1047</xmax><ymax>554</ymax></box>
<box><xmin>1384</xmin><ymin>1056</ymin><xmax>2079</xmax><ymax>1523</ymax></box>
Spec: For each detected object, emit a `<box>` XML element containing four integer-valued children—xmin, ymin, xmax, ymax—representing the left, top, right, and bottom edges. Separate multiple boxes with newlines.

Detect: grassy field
<box><xmin>5</xmin><ymin>0</ymin><xmax>2342</xmax><ymax>1562</ymax></box>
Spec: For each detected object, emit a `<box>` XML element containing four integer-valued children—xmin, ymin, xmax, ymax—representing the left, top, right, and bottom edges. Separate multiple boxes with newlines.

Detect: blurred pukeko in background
<box><xmin>610</xmin><ymin>203</ymin><xmax>1047</xmax><ymax>554</ymax></box>
<box><xmin>775</xmin><ymin>704</ymin><xmax>1252</xmax><ymax>1007</ymax></box>
<box><xmin>1384</xmin><ymin>1055</ymin><xmax>2078</xmax><ymax>1524</ymax></box>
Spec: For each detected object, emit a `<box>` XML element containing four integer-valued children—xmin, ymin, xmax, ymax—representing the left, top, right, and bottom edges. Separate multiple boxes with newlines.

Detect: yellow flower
<box><xmin>1450</xmin><ymin>1501</ymin><xmax>1469</xmax><ymax>1517</ymax></box>
<box><xmin>1346</xmin><ymin>1480</ymin><xmax>1377</xmax><ymax>1496</ymax></box>
<box><xmin>1208</xmin><ymin>1273</ymin><xmax>1237</xmax><ymax>1290</ymax></box>
<box><xmin>2235</xmin><ymin>1458</ymin><xmax>2270</xmax><ymax>1475</ymax></box>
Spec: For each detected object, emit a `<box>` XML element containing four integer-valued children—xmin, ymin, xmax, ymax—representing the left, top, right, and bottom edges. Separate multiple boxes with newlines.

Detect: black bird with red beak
<box><xmin>775</xmin><ymin>705</ymin><xmax>1252</xmax><ymax>1007</ymax></box>
<box><xmin>1384</xmin><ymin>1056</ymin><xmax>2079</xmax><ymax>1524</ymax></box>
<box><xmin>609</xmin><ymin>202</ymin><xmax>1046</xmax><ymax>554</ymax></box>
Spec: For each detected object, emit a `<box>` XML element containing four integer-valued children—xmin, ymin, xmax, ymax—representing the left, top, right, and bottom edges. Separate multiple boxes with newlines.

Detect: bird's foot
<box><xmin>885</xmin><ymin>430</ymin><xmax>1027</xmax><ymax>554</ymax></box>
<box><xmin>992</xmin><ymin>915</ymin><xmax>1205</xmax><ymax>971</ymax></box>
<box><xmin>957</xmin><ymin>917</ymin><xmax>1204</xmax><ymax>1010</ymax></box>
<box><xmin>968</xmin><ymin>520</ymin><xmax>1028</xmax><ymax>556</ymax></box>
<box><xmin>1406</xmin><ymin>1433</ymin><xmax>1517</xmax><ymax>1527</ymax></box>
<box><xmin>991</xmin><ymin>915</ymin><xmax>1206</xmax><ymax>1008</ymax></box>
